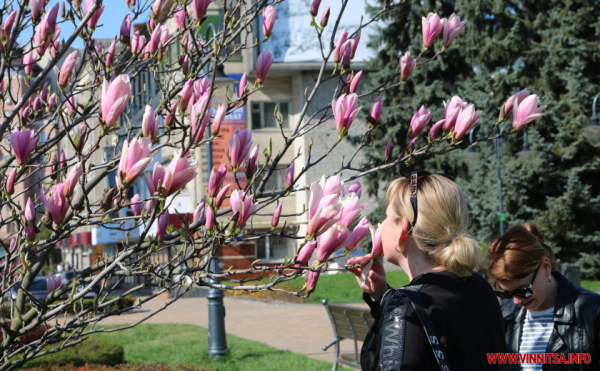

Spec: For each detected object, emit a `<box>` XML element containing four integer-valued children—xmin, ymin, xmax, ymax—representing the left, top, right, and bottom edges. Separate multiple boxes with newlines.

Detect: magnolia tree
<box><xmin>0</xmin><ymin>0</ymin><xmax>546</xmax><ymax>368</ymax></box>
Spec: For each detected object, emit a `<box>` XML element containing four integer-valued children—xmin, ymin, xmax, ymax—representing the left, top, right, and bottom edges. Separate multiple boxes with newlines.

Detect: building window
<box><xmin>253</xmin><ymin>164</ymin><xmax>289</xmax><ymax>193</ymax></box>
<box><xmin>256</xmin><ymin>234</ymin><xmax>295</xmax><ymax>261</ymax></box>
<box><xmin>251</xmin><ymin>102</ymin><xmax>290</xmax><ymax>129</ymax></box>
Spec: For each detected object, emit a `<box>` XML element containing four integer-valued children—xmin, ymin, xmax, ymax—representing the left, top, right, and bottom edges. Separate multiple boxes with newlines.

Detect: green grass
<box><xmin>92</xmin><ymin>324</ymin><xmax>349</xmax><ymax>371</ymax></box>
<box><xmin>225</xmin><ymin>270</ymin><xmax>410</xmax><ymax>304</ymax></box>
<box><xmin>581</xmin><ymin>280</ymin><xmax>600</xmax><ymax>292</ymax></box>
<box><xmin>307</xmin><ymin>270</ymin><xmax>410</xmax><ymax>304</ymax></box>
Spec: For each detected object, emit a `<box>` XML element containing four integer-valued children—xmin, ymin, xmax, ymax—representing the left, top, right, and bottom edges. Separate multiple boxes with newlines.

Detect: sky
<box><xmin>18</xmin><ymin>1</ymin><xmax>151</xmax><ymax>49</ymax></box>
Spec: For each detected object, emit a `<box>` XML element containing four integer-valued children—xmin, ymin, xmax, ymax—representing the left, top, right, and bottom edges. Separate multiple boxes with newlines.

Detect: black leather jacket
<box><xmin>501</xmin><ymin>271</ymin><xmax>600</xmax><ymax>370</ymax></box>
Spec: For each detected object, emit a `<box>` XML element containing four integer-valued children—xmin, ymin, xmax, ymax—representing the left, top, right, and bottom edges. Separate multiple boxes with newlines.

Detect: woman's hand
<box><xmin>347</xmin><ymin>254</ymin><xmax>387</xmax><ymax>301</ymax></box>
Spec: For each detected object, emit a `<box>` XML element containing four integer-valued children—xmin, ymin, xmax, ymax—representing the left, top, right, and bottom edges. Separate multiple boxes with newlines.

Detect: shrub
<box><xmin>21</xmin><ymin>337</ymin><xmax>124</xmax><ymax>368</ymax></box>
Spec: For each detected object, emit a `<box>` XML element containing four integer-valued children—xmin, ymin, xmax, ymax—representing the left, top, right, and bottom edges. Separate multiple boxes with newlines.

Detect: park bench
<box><xmin>322</xmin><ymin>299</ymin><xmax>375</xmax><ymax>370</ymax></box>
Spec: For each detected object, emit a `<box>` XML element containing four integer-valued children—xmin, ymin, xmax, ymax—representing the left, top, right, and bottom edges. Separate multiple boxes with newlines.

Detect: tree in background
<box><xmin>363</xmin><ymin>0</ymin><xmax>600</xmax><ymax>275</ymax></box>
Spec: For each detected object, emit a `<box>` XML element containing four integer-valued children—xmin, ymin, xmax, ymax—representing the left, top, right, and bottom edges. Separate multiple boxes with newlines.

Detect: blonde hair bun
<box><xmin>438</xmin><ymin>235</ymin><xmax>482</xmax><ymax>276</ymax></box>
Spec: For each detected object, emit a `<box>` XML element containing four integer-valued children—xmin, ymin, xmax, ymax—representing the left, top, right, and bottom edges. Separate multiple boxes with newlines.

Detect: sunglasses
<box><xmin>494</xmin><ymin>265</ymin><xmax>540</xmax><ymax>300</ymax></box>
<box><xmin>408</xmin><ymin>171</ymin><xmax>455</xmax><ymax>235</ymax></box>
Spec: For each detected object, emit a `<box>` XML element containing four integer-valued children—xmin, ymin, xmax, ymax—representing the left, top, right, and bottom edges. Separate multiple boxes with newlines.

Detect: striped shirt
<box><xmin>520</xmin><ymin>307</ymin><xmax>555</xmax><ymax>371</ymax></box>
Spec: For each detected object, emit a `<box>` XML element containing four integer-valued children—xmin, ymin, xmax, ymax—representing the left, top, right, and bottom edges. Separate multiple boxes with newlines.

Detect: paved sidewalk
<box><xmin>99</xmin><ymin>294</ymin><xmax>369</xmax><ymax>364</ymax></box>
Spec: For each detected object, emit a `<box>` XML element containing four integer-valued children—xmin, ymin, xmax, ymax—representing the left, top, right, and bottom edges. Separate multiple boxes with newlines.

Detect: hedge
<box><xmin>19</xmin><ymin>337</ymin><xmax>124</xmax><ymax>368</ymax></box>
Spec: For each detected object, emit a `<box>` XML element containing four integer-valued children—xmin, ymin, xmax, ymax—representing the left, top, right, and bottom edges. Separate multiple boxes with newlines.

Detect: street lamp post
<box><xmin>465</xmin><ymin>123</ymin><xmax>534</xmax><ymax>235</ymax></box>
<box><xmin>205</xmin><ymin>66</ymin><xmax>238</xmax><ymax>360</ymax></box>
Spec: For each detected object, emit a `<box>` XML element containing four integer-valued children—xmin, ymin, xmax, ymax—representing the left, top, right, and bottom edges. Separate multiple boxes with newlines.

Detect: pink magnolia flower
<box><xmin>5</xmin><ymin>167</ymin><xmax>17</xmax><ymax>195</ymax></box>
<box><xmin>142</xmin><ymin>105</ymin><xmax>159</xmax><ymax>142</ymax></box>
<box><xmin>211</xmin><ymin>103</ymin><xmax>227</xmax><ymax>136</ymax></box>
<box><xmin>106</xmin><ymin>39</ymin><xmax>116</xmax><ymax>68</ymax></box>
<box><xmin>443</xmin><ymin>96</ymin><xmax>464</xmax><ymax>132</ymax></box>
<box><xmin>310</xmin><ymin>0</ymin><xmax>321</xmax><ymax>17</ymax></box>
<box><xmin>10</xmin><ymin>129</ymin><xmax>37</xmax><ymax>166</ymax></box>
<box><xmin>306</xmin><ymin>266</ymin><xmax>321</xmax><ymax>294</ymax></box>
<box><xmin>320</xmin><ymin>6</ymin><xmax>330</xmax><ymax>28</ymax></box>
<box><xmin>454</xmin><ymin>103</ymin><xmax>482</xmax><ymax>140</ymax></box>
<box><xmin>319</xmin><ymin>174</ymin><xmax>344</xmax><ymax>197</ymax></box>
<box><xmin>245</xmin><ymin>144</ymin><xmax>259</xmax><ymax>179</ymax></box>
<box><xmin>443</xmin><ymin>13</ymin><xmax>467</xmax><ymax>48</ymax></box>
<box><xmin>341</xmin><ymin>41</ymin><xmax>353</xmax><ymax>67</ymax></box>
<box><xmin>101</xmin><ymin>74</ymin><xmax>131</xmax><ymax>128</ymax></box>
<box><xmin>238</xmin><ymin>73</ymin><xmax>247</xmax><ymax>98</ymax></box>
<box><xmin>24</xmin><ymin>197</ymin><xmax>37</xmax><ymax>241</ymax></box>
<box><xmin>180</xmin><ymin>55</ymin><xmax>190</xmax><ymax>75</ymax></box>
<box><xmin>342</xmin><ymin>181</ymin><xmax>362</xmax><ymax>199</ymax></box>
<box><xmin>148</xmin><ymin>24</ymin><xmax>162</xmax><ymax>54</ymax></box>
<box><xmin>400</xmin><ymin>51</ymin><xmax>416</xmax><ymax>82</ymax></box>
<box><xmin>40</xmin><ymin>83</ymin><xmax>49</xmax><ymax>103</ymax></box>
<box><xmin>346</xmin><ymin>217</ymin><xmax>371</xmax><ymax>251</ymax></box>
<box><xmin>333</xmin><ymin>28</ymin><xmax>348</xmax><ymax>64</ymax></box>
<box><xmin>316</xmin><ymin>222</ymin><xmax>349</xmax><ymax>262</ymax></box>
<box><xmin>230</xmin><ymin>190</ymin><xmax>258</xmax><ymax>228</ymax></box>
<box><xmin>145</xmin><ymin>150</ymin><xmax>198</xmax><ymax>197</ymax></box>
<box><xmin>174</xmin><ymin>8</ymin><xmax>186</xmax><ymax>30</ymax></box>
<box><xmin>410</xmin><ymin>105</ymin><xmax>432</xmax><ymax>139</ymax></box>
<box><xmin>349</xmin><ymin>70</ymin><xmax>363</xmax><ymax>94</ymax></box>
<box><xmin>370</xmin><ymin>223</ymin><xmax>383</xmax><ymax>260</ymax></box>
<box><xmin>429</xmin><ymin>119</ymin><xmax>445</xmax><ymax>140</ymax></box>
<box><xmin>63</xmin><ymin>163</ymin><xmax>83</xmax><ymax>197</ymax></box>
<box><xmin>228</xmin><ymin>128</ymin><xmax>253</xmax><ymax>169</ymax></box>
<box><xmin>385</xmin><ymin>138</ymin><xmax>393</xmax><ymax>163</ymax></box>
<box><xmin>126</xmin><ymin>0</ymin><xmax>136</xmax><ymax>7</ymax></box>
<box><xmin>152</xmin><ymin>0</ymin><xmax>163</xmax><ymax>18</ymax></box>
<box><xmin>285</xmin><ymin>162</ymin><xmax>295</xmax><ymax>189</ymax></box>
<box><xmin>84</xmin><ymin>0</ymin><xmax>105</xmax><ymax>30</ymax></box>
<box><xmin>32</xmin><ymin>97</ymin><xmax>42</xmax><ymax>113</ymax></box>
<box><xmin>207</xmin><ymin>164</ymin><xmax>227</xmax><ymax>198</ymax></box>
<box><xmin>350</xmin><ymin>29</ymin><xmax>361</xmax><ymax>59</ymax></box>
<box><xmin>193</xmin><ymin>197</ymin><xmax>206</xmax><ymax>224</ymax></box>
<box><xmin>179</xmin><ymin>79</ymin><xmax>194</xmax><ymax>113</ymax></box>
<box><xmin>30</xmin><ymin>0</ymin><xmax>45</xmax><ymax>21</ymax></box>
<box><xmin>307</xmin><ymin>182</ymin><xmax>342</xmax><ymax>238</ymax></box>
<box><xmin>271</xmin><ymin>203</ymin><xmax>282</xmax><ymax>228</ymax></box>
<box><xmin>2</xmin><ymin>11</ymin><xmax>17</xmax><ymax>42</ymax></box>
<box><xmin>66</xmin><ymin>95</ymin><xmax>76</xmax><ymax>114</ymax></box>
<box><xmin>194</xmin><ymin>78</ymin><xmax>211</xmax><ymax>100</ymax></box>
<box><xmin>191</xmin><ymin>96</ymin><xmax>211</xmax><ymax>142</ymax></box>
<box><xmin>296</xmin><ymin>242</ymin><xmax>316</xmax><ymax>268</ymax></box>
<box><xmin>205</xmin><ymin>206</ymin><xmax>215</xmax><ymax>231</ymax></box>
<box><xmin>214</xmin><ymin>183</ymin><xmax>230</xmax><ymax>208</ymax></box>
<box><xmin>333</xmin><ymin>93</ymin><xmax>361</xmax><ymax>137</ymax></box>
<box><xmin>131</xmin><ymin>194</ymin><xmax>143</xmax><ymax>216</ymax></box>
<box><xmin>50</xmin><ymin>29</ymin><xmax>61</xmax><ymax>58</ymax></box>
<box><xmin>131</xmin><ymin>31</ymin><xmax>142</xmax><ymax>54</ymax></box>
<box><xmin>338</xmin><ymin>193</ymin><xmax>366</xmax><ymax>227</ymax></box>
<box><xmin>422</xmin><ymin>12</ymin><xmax>443</xmax><ymax>48</ymax></box>
<box><xmin>157</xmin><ymin>213</ymin><xmax>169</xmax><ymax>242</ymax></box>
<box><xmin>118</xmin><ymin>137</ymin><xmax>153</xmax><ymax>186</ymax></box>
<box><xmin>121</xmin><ymin>14</ymin><xmax>131</xmax><ymax>43</ymax></box>
<box><xmin>47</xmin><ymin>93</ymin><xmax>57</xmax><ymax>113</ymax></box>
<box><xmin>41</xmin><ymin>183</ymin><xmax>70</xmax><ymax>225</ymax></box>
<box><xmin>512</xmin><ymin>95</ymin><xmax>547</xmax><ymax>131</ymax></box>
<box><xmin>23</xmin><ymin>49</ymin><xmax>37</xmax><ymax>76</ymax></box>
<box><xmin>503</xmin><ymin>88</ymin><xmax>529</xmax><ymax>117</ymax></box>
<box><xmin>46</xmin><ymin>274</ymin><xmax>62</xmax><ymax>294</ymax></box>
<box><xmin>256</xmin><ymin>50</ymin><xmax>274</xmax><ymax>85</ymax></box>
<box><xmin>262</xmin><ymin>5</ymin><xmax>276</xmax><ymax>38</ymax></box>
<box><xmin>370</xmin><ymin>94</ymin><xmax>383</xmax><ymax>123</ymax></box>
<box><xmin>58</xmin><ymin>51</ymin><xmax>77</xmax><ymax>88</ymax></box>
<box><xmin>165</xmin><ymin>101</ymin><xmax>177</xmax><ymax>127</ymax></box>
<box><xmin>40</xmin><ymin>3</ymin><xmax>59</xmax><ymax>42</ymax></box>
<box><xmin>192</xmin><ymin>0</ymin><xmax>211</xmax><ymax>23</ymax></box>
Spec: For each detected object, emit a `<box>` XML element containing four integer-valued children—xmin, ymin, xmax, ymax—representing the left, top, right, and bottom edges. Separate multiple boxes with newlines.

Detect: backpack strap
<box><xmin>378</xmin><ymin>285</ymin><xmax>452</xmax><ymax>371</ymax></box>
<box><xmin>400</xmin><ymin>286</ymin><xmax>452</xmax><ymax>371</ymax></box>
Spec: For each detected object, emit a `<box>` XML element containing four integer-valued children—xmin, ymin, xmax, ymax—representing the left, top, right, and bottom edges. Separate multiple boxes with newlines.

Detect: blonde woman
<box><xmin>348</xmin><ymin>172</ymin><xmax>508</xmax><ymax>370</ymax></box>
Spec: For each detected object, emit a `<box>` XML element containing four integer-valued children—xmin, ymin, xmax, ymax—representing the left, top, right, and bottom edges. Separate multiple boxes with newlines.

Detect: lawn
<box><xmin>224</xmin><ymin>270</ymin><xmax>410</xmax><ymax>304</ymax></box>
<box><xmin>93</xmin><ymin>324</ymin><xmax>349</xmax><ymax>371</ymax></box>
<box><xmin>581</xmin><ymin>280</ymin><xmax>600</xmax><ymax>292</ymax></box>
